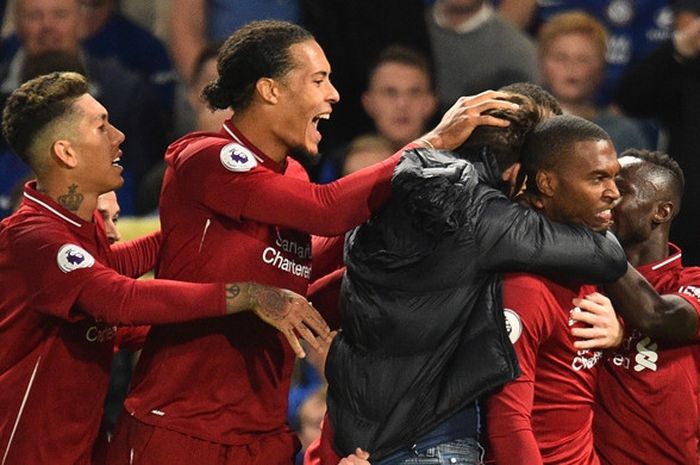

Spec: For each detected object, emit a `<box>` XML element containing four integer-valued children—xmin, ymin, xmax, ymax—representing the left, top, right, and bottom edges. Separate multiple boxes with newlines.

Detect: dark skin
<box><xmin>599</xmin><ymin>157</ymin><xmax>699</xmax><ymax>342</ymax></box>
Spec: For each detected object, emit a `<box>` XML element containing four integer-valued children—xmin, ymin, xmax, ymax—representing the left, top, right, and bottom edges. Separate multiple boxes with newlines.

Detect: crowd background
<box><xmin>0</xmin><ymin>0</ymin><xmax>698</xmax><ymax>460</ymax></box>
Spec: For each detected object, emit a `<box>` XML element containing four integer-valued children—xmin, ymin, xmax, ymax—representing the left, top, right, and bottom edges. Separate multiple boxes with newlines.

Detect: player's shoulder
<box><xmin>167</xmin><ymin>132</ymin><xmax>259</xmax><ymax>174</ymax></box>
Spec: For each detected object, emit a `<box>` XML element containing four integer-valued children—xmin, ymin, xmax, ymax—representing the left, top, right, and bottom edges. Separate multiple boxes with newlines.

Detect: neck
<box><xmin>36</xmin><ymin>178</ymin><xmax>98</xmax><ymax>222</ymax></box>
<box><xmin>621</xmin><ymin>228</ymin><xmax>670</xmax><ymax>267</ymax></box>
<box><xmin>231</xmin><ymin>110</ymin><xmax>288</xmax><ymax>164</ymax></box>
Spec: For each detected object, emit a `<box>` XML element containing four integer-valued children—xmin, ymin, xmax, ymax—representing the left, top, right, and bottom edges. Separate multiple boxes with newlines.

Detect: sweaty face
<box><xmin>612</xmin><ymin>157</ymin><xmax>658</xmax><ymax>246</ymax></box>
<box><xmin>541</xmin><ymin>32</ymin><xmax>604</xmax><ymax>105</ymax></box>
<box><xmin>543</xmin><ymin>139</ymin><xmax>620</xmax><ymax>232</ymax></box>
<box><xmin>69</xmin><ymin>94</ymin><xmax>126</xmax><ymax>195</ymax></box>
<box><xmin>362</xmin><ymin>62</ymin><xmax>436</xmax><ymax>148</ymax></box>
<box><xmin>17</xmin><ymin>0</ymin><xmax>81</xmax><ymax>55</ymax></box>
<box><xmin>96</xmin><ymin>191</ymin><xmax>121</xmax><ymax>244</ymax></box>
<box><xmin>273</xmin><ymin>40</ymin><xmax>339</xmax><ymax>156</ymax></box>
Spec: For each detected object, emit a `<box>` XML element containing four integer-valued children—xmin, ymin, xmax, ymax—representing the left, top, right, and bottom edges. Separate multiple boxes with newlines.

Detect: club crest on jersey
<box><xmin>220</xmin><ymin>143</ymin><xmax>257</xmax><ymax>172</ymax></box>
<box><xmin>57</xmin><ymin>244</ymin><xmax>95</xmax><ymax>273</ymax></box>
<box><xmin>504</xmin><ymin>309</ymin><xmax>523</xmax><ymax>344</ymax></box>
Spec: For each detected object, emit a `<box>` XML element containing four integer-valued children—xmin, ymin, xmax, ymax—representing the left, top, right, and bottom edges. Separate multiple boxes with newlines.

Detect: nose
<box><xmin>105</xmin><ymin>221</ymin><xmax>121</xmax><ymax>244</ymax></box>
<box><xmin>604</xmin><ymin>179</ymin><xmax>620</xmax><ymax>202</ymax></box>
<box><xmin>111</xmin><ymin>125</ymin><xmax>126</xmax><ymax>146</ymax></box>
<box><xmin>327</xmin><ymin>81</ymin><xmax>340</xmax><ymax>104</ymax></box>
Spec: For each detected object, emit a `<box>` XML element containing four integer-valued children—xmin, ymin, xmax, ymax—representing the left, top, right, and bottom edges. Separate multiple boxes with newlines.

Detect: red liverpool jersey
<box><xmin>0</xmin><ymin>184</ymin><xmax>224</xmax><ymax>465</ymax></box>
<box><xmin>594</xmin><ymin>244</ymin><xmax>700</xmax><ymax>465</ymax></box>
<box><xmin>487</xmin><ymin>273</ymin><xmax>602</xmax><ymax>465</ymax></box>
<box><xmin>124</xmin><ymin>121</ymin><xmax>401</xmax><ymax>448</ymax></box>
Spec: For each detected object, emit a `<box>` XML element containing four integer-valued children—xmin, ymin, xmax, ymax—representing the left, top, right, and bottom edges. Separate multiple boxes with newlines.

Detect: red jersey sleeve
<box><xmin>674</xmin><ymin>268</ymin><xmax>700</xmax><ymax>340</ymax></box>
<box><xmin>487</xmin><ymin>274</ymin><xmax>555</xmax><ymax>465</ymax></box>
<box><xmin>177</xmin><ymin>143</ymin><xmax>412</xmax><ymax>237</ymax></box>
<box><xmin>13</xmin><ymin>225</ymin><xmax>226</xmax><ymax>325</ymax></box>
<box><xmin>109</xmin><ymin>231</ymin><xmax>161</xmax><ymax>278</ymax></box>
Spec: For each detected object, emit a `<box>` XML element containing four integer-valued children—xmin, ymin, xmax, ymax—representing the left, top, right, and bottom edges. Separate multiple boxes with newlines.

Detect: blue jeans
<box><xmin>374</xmin><ymin>437</ymin><xmax>484</xmax><ymax>465</ymax></box>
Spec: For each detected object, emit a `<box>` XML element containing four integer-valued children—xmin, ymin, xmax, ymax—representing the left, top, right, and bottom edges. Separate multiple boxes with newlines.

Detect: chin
<box><xmin>289</xmin><ymin>146</ymin><xmax>320</xmax><ymax>167</ymax></box>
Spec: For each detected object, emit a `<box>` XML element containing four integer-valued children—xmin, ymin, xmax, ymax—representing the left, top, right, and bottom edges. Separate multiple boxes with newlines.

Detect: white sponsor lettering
<box><xmin>262</xmin><ymin>247</ymin><xmax>311</xmax><ymax>278</ymax></box>
<box><xmin>572</xmin><ymin>349</ymin><xmax>603</xmax><ymax>371</ymax></box>
<box><xmin>634</xmin><ymin>336</ymin><xmax>658</xmax><ymax>372</ymax></box>
<box><xmin>275</xmin><ymin>229</ymin><xmax>311</xmax><ymax>259</ymax></box>
<box><xmin>85</xmin><ymin>325</ymin><xmax>117</xmax><ymax>343</ymax></box>
<box><xmin>679</xmin><ymin>285</ymin><xmax>700</xmax><ymax>302</ymax></box>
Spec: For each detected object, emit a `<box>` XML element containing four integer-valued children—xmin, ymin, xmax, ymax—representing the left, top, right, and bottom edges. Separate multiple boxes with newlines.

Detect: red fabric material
<box><xmin>106</xmin><ymin>413</ymin><xmax>299</xmax><ymax>465</ymax></box>
<box><xmin>487</xmin><ymin>273</ymin><xmax>601</xmax><ymax>465</ymax></box>
<box><xmin>0</xmin><ymin>185</ymin><xmax>223</xmax><ymax>465</ymax></box>
<box><xmin>120</xmin><ymin>122</ymin><xmax>405</xmax><ymax>449</ymax></box>
<box><xmin>594</xmin><ymin>244</ymin><xmax>700</xmax><ymax>465</ymax></box>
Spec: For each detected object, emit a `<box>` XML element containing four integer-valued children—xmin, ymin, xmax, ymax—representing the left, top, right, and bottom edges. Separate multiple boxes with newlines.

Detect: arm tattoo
<box><xmin>57</xmin><ymin>184</ymin><xmax>84</xmax><ymax>211</ymax></box>
<box><xmin>251</xmin><ymin>285</ymin><xmax>289</xmax><ymax>321</ymax></box>
<box><xmin>225</xmin><ymin>284</ymin><xmax>240</xmax><ymax>310</ymax></box>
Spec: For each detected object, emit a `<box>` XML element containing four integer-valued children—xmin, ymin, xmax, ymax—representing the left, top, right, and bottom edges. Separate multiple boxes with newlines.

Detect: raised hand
<box><xmin>419</xmin><ymin>90</ymin><xmax>520</xmax><ymax>151</ymax></box>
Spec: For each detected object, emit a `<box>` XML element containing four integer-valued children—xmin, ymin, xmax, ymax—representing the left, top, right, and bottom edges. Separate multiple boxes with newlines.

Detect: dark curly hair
<box><xmin>202</xmin><ymin>20</ymin><xmax>314</xmax><ymax>111</ymax></box>
<box><xmin>2</xmin><ymin>71</ymin><xmax>87</xmax><ymax>170</ymax></box>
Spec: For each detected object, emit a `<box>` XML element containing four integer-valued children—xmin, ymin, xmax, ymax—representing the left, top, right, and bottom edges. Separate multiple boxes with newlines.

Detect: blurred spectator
<box><xmin>427</xmin><ymin>0</ymin><xmax>539</xmax><ymax>113</ymax></box>
<box><xmin>138</xmin><ymin>43</ymin><xmax>231</xmax><ymax>215</ymax></box>
<box><xmin>0</xmin><ymin>0</ymin><xmax>171</xmax><ymax>215</ymax></box>
<box><xmin>316</xmin><ymin>45</ymin><xmax>436</xmax><ymax>182</ymax></box>
<box><xmin>168</xmin><ymin>0</ymin><xmax>300</xmax><ymax>83</ymax></box>
<box><xmin>77</xmin><ymin>0</ymin><xmax>177</xmax><ymax>112</ymax></box>
<box><xmin>614</xmin><ymin>0</ymin><xmax>700</xmax><ymax>266</ymax></box>
<box><xmin>496</xmin><ymin>0</ymin><xmax>673</xmax><ymax>105</ymax></box>
<box><xmin>341</xmin><ymin>135</ymin><xmax>394</xmax><ymax>176</ymax></box>
<box><xmin>538</xmin><ymin>11</ymin><xmax>651</xmax><ymax>152</ymax></box>
<box><xmin>300</xmin><ymin>0</ymin><xmax>433</xmax><ymax>153</ymax></box>
<box><xmin>296</xmin><ymin>386</ymin><xmax>327</xmax><ymax>456</ymax></box>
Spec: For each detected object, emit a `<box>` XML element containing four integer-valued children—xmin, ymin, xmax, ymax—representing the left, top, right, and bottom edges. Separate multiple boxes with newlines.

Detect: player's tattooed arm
<box><xmin>223</xmin><ymin>282</ymin><xmax>332</xmax><ymax>358</ymax></box>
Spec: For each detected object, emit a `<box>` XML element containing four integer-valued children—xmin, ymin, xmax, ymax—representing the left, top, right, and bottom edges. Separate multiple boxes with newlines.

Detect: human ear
<box><xmin>535</xmin><ymin>170</ymin><xmax>556</xmax><ymax>198</ymax></box>
<box><xmin>653</xmin><ymin>200</ymin><xmax>675</xmax><ymax>225</ymax></box>
<box><xmin>52</xmin><ymin>139</ymin><xmax>78</xmax><ymax>168</ymax></box>
<box><xmin>256</xmin><ymin>77</ymin><xmax>279</xmax><ymax>104</ymax></box>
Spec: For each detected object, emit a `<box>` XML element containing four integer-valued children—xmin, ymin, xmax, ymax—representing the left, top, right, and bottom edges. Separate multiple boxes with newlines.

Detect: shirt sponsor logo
<box><xmin>262</xmin><ymin>247</ymin><xmax>311</xmax><ymax>279</ymax></box>
<box><xmin>678</xmin><ymin>285</ymin><xmax>700</xmax><ymax>302</ymax></box>
<box><xmin>503</xmin><ymin>309</ymin><xmax>523</xmax><ymax>344</ymax></box>
<box><xmin>85</xmin><ymin>324</ymin><xmax>117</xmax><ymax>343</ymax></box>
<box><xmin>57</xmin><ymin>244</ymin><xmax>95</xmax><ymax>273</ymax></box>
<box><xmin>219</xmin><ymin>143</ymin><xmax>257</xmax><ymax>172</ymax></box>
<box><xmin>275</xmin><ymin>228</ymin><xmax>311</xmax><ymax>260</ymax></box>
<box><xmin>572</xmin><ymin>349</ymin><xmax>603</xmax><ymax>371</ymax></box>
<box><xmin>634</xmin><ymin>336</ymin><xmax>658</xmax><ymax>372</ymax></box>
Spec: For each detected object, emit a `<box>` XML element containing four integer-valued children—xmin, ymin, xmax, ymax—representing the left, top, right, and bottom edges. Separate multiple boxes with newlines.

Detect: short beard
<box><xmin>288</xmin><ymin>146</ymin><xmax>319</xmax><ymax>169</ymax></box>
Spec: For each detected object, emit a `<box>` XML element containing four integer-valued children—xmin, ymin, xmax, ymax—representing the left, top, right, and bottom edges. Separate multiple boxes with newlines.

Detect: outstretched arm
<box><xmin>185</xmin><ymin>92</ymin><xmax>520</xmax><ymax>237</ymax></box>
<box><xmin>602</xmin><ymin>264</ymin><xmax>700</xmax><ymax>342</ymax></box>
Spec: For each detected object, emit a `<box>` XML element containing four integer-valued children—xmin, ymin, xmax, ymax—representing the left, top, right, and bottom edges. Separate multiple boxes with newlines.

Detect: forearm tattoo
<box><xmin>225</xmin><ymin>283</ymin><xmax>240</xmax><ymax>307</ymax></box>
<box><xmin>58</xmin><ymin>184</ymin><xmax>84</xmax><ymax>211</ymax></box>
<box><xmin>250</xmin><ymin>285</ymin><xmax>289</xmax><ymax>321</ymax></box>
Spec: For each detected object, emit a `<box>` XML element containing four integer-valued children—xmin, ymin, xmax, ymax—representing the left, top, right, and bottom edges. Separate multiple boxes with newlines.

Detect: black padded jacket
<box><xmin>325</xmin><ymin>147</ymin><xmax>628</xmax><ymax>460</ymax></box>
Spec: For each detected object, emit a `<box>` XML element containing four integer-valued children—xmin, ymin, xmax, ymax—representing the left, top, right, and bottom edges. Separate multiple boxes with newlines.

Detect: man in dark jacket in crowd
<box><xmin>306</xmin><ymin>92</ymin><xmax>628</xmax><ymax>465</ymax></box>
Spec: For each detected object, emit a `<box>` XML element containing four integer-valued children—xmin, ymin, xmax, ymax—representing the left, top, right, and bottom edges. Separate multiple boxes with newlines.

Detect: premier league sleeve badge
<box><xmin>219</xmin><ymin>143</ymin><xmax>258</xmax><ymax>172</ymax></box>
<box><xmin>57</xmin><ymin>244</ymin><xmax>96</xmax><ymax>273</ymax></box>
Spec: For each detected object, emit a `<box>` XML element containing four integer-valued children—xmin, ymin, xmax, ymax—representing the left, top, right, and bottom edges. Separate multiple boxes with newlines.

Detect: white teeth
<box><xmin>318</xmin><ymin>113</ymin><xmax>330</xmax><ymax>120</ymax></box>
